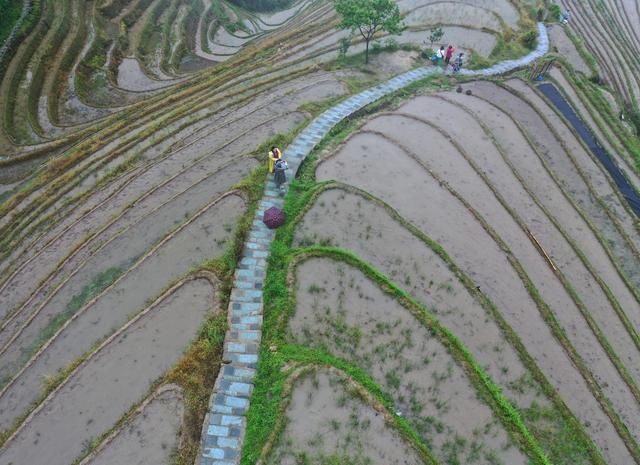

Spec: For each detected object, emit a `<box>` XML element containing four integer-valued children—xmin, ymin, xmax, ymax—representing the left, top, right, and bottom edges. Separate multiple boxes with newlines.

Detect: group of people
<box><xmin>268</xmin><ymin>146</ymin><xmax>288</xmax><ymax>191</ymax></box>
<box><xmin>431</xmin><ymin>45</ymin><xmax>464</xmax><ymax>73</ymax></box>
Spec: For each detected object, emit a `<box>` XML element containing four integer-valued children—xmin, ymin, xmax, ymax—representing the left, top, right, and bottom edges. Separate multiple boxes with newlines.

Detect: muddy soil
<box><xmin>562</xmin><ymin>0</ymin><xmax>640</xmax><ymax>102</ymax></box>
<box><xmin>367</xmin><ymin>51</ymin><xmax>421</xmax><ymax>77</ymax></box>
<box><xmin>0</xmin><ymin>74</ymin><xmax>337</xmax><ymax>278</ymax></box>
<box><xmin>0</xmin><ymin>278</ymin><xmax>213</xmax><ymax>465</ymax></box>
<box><xmin>0</xmin><ymin>159</ymin><xmax>255</xmax><ymax>377</ymax></box>
<box><xmin>291</xmin><ymin>258</ymin><xmax>528</xmax><ymax>465</ymax></box>
<box><xmin>0</xmin><ymin>170</ymin><xmax>140</xmax><ymax>308</ymax></box>
<box><xmin>265</xmin><ymin>369</ymin><xmax>424</xmax><ymax>465</ymax></box>
<box><xmin>369</xmin><ymin>100</ymin><xmax>640</xmax><ymax>434</ymax></box>
<box><xmin>34</xmin><ymin>74</ymin><xmax>338</xmax><ymax>224</ymax></box>
<box><xmin>255</xmin><ymin>0</ymin><xmax>312</xmax><ymax>26</ymax></box>
<box><xmin>0</xmin><ymin>67</ymin><xmax>339</xmax><ymax>243</ymax></box>
<box><xmin>316</xmin><ymin>130</ymin><xmax>632</xmax><ymax>464</ymax></box>
<box><xmin>149</xmin><ymin>75</ymin><xmax>345</xmax><ymax>159</ymax></box>
<box><xmin>81</xmin><ymin>385</ymin><xmax>184</xmax><ymax>465</ymax></box>
<box><xmin>294</xmin><ymin>188</ymin><xmax>544</xmax><ymax>408</ymax></box>
<box><xmin>506</xmin><ymin>78</ymin><xmax>640</xmax><ymax>248</ymax></box>
<box><xmin>548</xmin><ymin>25</ymin><xmax>591</xmax><ymax>74</ymax></box>
<box><xmin>0</xmin><ymin>194</ymin><xmax>245</xmax><ymax>430</ymax></box>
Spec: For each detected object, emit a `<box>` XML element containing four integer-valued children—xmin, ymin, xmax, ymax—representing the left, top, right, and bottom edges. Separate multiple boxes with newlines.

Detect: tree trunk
<box><xmin>365</xmin><ymin>39</ymin><xmax>369</xmax><ymax>64</ymax></box>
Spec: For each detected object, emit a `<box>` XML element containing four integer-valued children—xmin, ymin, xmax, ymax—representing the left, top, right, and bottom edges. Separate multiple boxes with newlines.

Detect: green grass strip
<box><xmin>290</xmin><ymin>246</ymin><xmax>552</xmax><ymax>465</ymax></box>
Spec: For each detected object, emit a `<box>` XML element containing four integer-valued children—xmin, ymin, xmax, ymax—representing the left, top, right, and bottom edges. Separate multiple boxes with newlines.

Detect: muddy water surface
<box><xmin>0</xmin><ymin>194</ymin><xmax>245</xmax><ymax>430</ymax></box>
<box><xmin>404</xmin><ymin>3</ymin><xmax>503</xmax><ymax>31</ymax></box>
<box><xmin>377</xmin><ymin>100</ymin><xmax>640</xmax><ymax>436</ymax></box>
<box><xmin>473</xmin><ymin>81</ymin><xmax>640</xmax><ymax>320</ymax></box>
<box><xmin>117</xmin><ymin>58</ymin><xmax>173</xmax><ymax>92</ymax></box>
<box><xmin>398</xmin><ymin>0</ymin><xmax>519</xmax><ymax>28</ymax></box>
<box><xmin>0</xmin><ymin>278</ymin><xmax>213</xmax><ymax>465</ymax></box>
<box><xmin>292</xmin><ymin>258</ymin><xmax>528</xmax><ymax>465</ymax></box>
<box><xmin>443</xmin><ymin>89</ymin><xmax>640</xmax><ymax>344</ymax></box>
<box><xmin>317</xmin><ymin>131</ymin><xmax>632</xmax><ymax>464</ymax></box>
<box><xmin>0</xmin><ymin>159</ymin><xmax>255</xmax><ymax>374</ymax></box>
<box><xmin>81</xmin><ymin>386</ymin><xmax>184</xmax><ymax>465</ymax></box>
<box><xmin>294</xmin><ymin>188</ymin><xmax>543</xmax><ymax>408</ymax></box>
<box><xmin>548</xmin><ymin>25</ymin><xmax>591</xmax><ymax>74</ymax></box>
<box><xmin>266</xmin><ymin>369</ymin><xmax>424</xmax><ymax>465</ymax></box>
<box><xmin>0</xmin><ymin>170</ymin><xmax>139</xmax><ymax>320</ymax></box>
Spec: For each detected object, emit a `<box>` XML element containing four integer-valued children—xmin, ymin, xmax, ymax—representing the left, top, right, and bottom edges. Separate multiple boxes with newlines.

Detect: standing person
<box><xmin>561</xmin><ymin>9</ymin><xmax>570</xmax><ymax>24</ymax></box>
<box><xmin>437</xmin><ymin>46</ymin><xmax>446</xmax><ymax>65</ymax></box>
<box><xmin>274</xmin><ymin>158</ymin><xmax>288</xmax><ymax>191</ymax></box>
<box><xmin>268</xmin><ymin>146</ymin><xmax>281</xmax><ymax>174</ymax></box>
<box><xmin>453</xmin><ymin>52</ymin><xmax>464</xmax><ymax>73</ymax></box>
<box><xmin>445</xmin><ymin>45</ymin><xmax>454</xmax><ymax>66</ymax></box>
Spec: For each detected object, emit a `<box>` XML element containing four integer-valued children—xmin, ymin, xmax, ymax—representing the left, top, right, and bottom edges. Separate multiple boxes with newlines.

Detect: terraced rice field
<box><xmin>250</xmin><ymin>4</ymin><xmax>640</xmax><ymax>462</ymax></box>
<box><xmin>2</xmin><ymin>0</ymin><xmax>640</xmax><ymax>465</ymax></box>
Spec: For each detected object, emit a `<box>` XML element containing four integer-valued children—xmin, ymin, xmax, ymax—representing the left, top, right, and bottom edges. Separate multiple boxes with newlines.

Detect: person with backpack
<box><xmin>445</xmin><ymin>45</ymin><xmax>454</xmax><ymax>66</ymax></box>
<box><xmin>268</xmin><ymin>146</ymin><xmax>281</xmax><ymax>174</ymax></box>
<box><xmin>274</xmin><ymin>158</ymin><xmax>288</xmax><ymax>192</ymax></box>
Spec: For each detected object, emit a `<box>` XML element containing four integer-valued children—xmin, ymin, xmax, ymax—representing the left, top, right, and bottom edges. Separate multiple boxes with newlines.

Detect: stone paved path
<box><xmin>198</xmin><ymin>22</ymin><xmax>549</xmax><ymax>465</ymax></box>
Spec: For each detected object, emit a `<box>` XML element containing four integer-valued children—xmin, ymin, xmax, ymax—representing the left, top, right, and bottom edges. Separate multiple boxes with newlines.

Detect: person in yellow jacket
<box><xmin>268</xmin><ymin>146</ymin><xmax>281</xmax><ymax>173</ymax></box>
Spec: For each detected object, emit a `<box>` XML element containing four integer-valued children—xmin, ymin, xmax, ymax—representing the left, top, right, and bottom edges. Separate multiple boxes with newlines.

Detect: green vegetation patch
<box><xmin>0</xmin><ymin>0</ymin><xmax>23</xmax><ymax>46</ymax></box>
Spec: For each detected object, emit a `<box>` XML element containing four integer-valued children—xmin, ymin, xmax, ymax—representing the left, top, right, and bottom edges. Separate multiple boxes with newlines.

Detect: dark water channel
<box><xmin>537</xmin><ymin>82</ymin><xmax>640</xmax><ymax>217</ymax></box>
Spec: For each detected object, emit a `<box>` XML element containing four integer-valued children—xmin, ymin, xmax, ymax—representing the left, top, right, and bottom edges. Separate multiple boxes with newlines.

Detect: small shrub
<box><xmin>520</xmin><ymin>29</ymin><xmax>537</xmax><ymax>50</ymax></box>
<box><xmin>428</xmin><ymin>26</ymin><xmax>444</xmax><ymax>47</ymax></box>
<box><xmin>625</xmin><ymin>104</ymin><xmax>640</xmax><ymax>136</ymax></box>
<box><xmin>548</xmin><ymin>3</ymin><xmax>562</xmax><ymax>22</ymax></box>
<box><xmin>588</xmin><ymin>73</ymin><xmax>603</xmax><ymax>85</ymax></box>
<box><xmin>339</xmin><ymin>36</ymin><xmax>352</xmax><ymax>58</ymax></box>
<box><xmin>383</xmin><ymin>37</ymin><xmax>399</xmax><ymax>52</ymax></box>
<box><xmin>420</xmin><ymin>47</ymin><xmax>434</xmax><ymax>60</ymax></box>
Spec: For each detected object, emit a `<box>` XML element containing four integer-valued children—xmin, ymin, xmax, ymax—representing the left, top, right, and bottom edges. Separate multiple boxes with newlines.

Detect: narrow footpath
<box><xmin>199</xmin><ymin>22</ymin><xmax>549</xmax><ymax>465</ymax></box>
